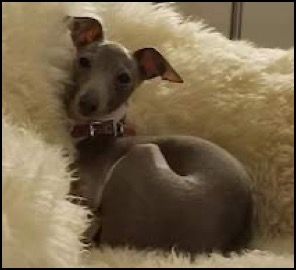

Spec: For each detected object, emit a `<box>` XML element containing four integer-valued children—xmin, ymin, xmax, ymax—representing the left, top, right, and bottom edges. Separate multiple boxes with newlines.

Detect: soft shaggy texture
<box><xmin>2</xmin><ymin>117</ymin><xmax>88</xmax><ymax>267</ymax></box>
<box><xmin>2</xmin><ymin>2</ymin><xmax>294</xmax><ymax>268</ymax></box>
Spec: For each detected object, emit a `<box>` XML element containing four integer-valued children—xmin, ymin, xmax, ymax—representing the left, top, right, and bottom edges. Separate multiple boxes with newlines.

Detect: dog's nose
<box><xmin>79</xmin><ymin>92</ymin><xmax>98</xmax><ymax>116</ymax></box>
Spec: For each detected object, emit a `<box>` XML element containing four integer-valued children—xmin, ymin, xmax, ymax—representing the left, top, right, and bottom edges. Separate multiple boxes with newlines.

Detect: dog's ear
<box><xmin>66</xmin><ymin>16</ymin><xmax>104</xmax><ymax>49</ymax></box>
<box><xmin>133</xmin><ymin>48</ymin><xmax>183</xmax><ymax>83</ymax></box>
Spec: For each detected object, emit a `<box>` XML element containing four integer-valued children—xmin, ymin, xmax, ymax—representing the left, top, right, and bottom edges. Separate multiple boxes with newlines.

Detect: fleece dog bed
<box><xmin>2</xmin><ymin>2</ymin><xmax>294</xmax><ymax>268</ymax></box>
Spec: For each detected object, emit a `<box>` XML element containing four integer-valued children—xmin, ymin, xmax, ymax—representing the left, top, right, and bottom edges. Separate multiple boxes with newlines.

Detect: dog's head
<box><xmin>65</xmin><ymin>16</ymin><xmax>183</xmax><ymax>124</ymax></box>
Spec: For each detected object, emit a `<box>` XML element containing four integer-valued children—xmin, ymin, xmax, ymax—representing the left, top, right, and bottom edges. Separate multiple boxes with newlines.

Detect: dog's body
<box><xmin>73</xmin><ymin>135</ymin><xmax>252</xmax><ymax>254</ymax></box>
<box><xmin>66</xmin><ymin>16</ymin><xmax>253</xmax><ymax>254</ymax></box>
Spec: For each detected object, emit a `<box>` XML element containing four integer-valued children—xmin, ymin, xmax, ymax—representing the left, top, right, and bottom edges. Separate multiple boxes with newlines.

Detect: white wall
<box><xmin>176</xmin><ymin>2</ymin><xmax>232</xmax><ymax>38</ymax></box>
<box><xmin>242</xmin><ymin>2</ymin><xmax>294</xmax><ymax>49</ymax></box>
<box><xmin>176</xmin><ymin>2</ymin><xmax>294</xmax><ymax>49</ymax></box>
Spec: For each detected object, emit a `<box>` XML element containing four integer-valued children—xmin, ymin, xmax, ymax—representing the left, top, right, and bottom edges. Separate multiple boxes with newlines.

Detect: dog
<box><xmin>65</xmin><ymin>15</ymin><xmax>253</xmax><ymax>255</ymax></box>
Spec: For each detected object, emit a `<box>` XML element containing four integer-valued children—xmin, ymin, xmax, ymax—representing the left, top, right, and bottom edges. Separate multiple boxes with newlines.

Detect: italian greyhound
<box><xmin>65</xmin><ymin>16</ymin><xmax>253</xmax><ymax>255</ymax></box>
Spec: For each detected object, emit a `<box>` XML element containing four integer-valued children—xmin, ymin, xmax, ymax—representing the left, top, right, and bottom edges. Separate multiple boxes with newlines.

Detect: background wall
<box><xmin>176</xmin><ymin>2</ymin><xmax>294</xmax><ymax>49</ymax></box>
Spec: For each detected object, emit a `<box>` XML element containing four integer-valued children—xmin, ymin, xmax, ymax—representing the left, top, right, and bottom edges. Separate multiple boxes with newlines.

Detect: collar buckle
<box><xmin>90</xmin><ymin>120</ymin><xmax>118</xmax><ymax>137</ymax></box>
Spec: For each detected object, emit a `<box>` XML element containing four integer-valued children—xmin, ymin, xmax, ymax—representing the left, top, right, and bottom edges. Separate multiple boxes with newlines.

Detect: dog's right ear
<box><xmin>66</xmin><ymin>16</ymin><xmax>104</xmax><ymax>49</ymax></box>
<box><xmin>133</xmin><ymin>48</ymin><xmax>183</xmax><ymax>83</ymax></box>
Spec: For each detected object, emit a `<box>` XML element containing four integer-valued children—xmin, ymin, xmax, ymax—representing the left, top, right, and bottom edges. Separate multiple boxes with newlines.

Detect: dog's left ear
<box><xmin>133</xmin><ymin>48</ymin><xmax>183</xmax><ymax>83</ymax></box>
<box><xmin>66</xmin><ymin>16</ymin><xmax>104</xmax><ymax>50</ymax></box>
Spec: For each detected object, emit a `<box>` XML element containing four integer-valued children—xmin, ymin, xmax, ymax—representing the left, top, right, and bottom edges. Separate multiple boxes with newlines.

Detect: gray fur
<box><xmin>64</xmin><ymin>42</ymin><xmax>140</xmax><ymax>123</ymax></box>
<box><xmin>66</xmin><ymin>16</ymin><xmax>253</xmax><ymax>255</ymax></box>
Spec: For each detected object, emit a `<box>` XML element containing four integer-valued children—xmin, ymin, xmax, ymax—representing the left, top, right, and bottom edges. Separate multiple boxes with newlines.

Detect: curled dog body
<box><xmin>65</xmin><ymin>15</ymin><xmax>253</xmax><ymax>255</ymax></box>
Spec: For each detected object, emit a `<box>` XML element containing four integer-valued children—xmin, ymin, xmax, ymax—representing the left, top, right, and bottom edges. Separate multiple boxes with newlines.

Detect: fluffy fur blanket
<box><xmin>2</xmin><ymin>2</ymin><xmax>294</xmax><ymax>268</ymax></box>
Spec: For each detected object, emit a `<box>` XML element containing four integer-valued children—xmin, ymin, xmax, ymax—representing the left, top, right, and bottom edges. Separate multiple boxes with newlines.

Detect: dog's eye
<box><xmin>79</xmin><ymin>57</ymin><xmax>91</xmax><ymax>68</ymax></box>
<box><xmin>117</xmin><ymin>73</ymin><xmax>131</xmax><ymax>84</ymax></box>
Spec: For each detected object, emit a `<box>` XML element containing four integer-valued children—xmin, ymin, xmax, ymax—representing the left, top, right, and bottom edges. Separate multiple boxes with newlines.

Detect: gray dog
<box><xmin>65</xmin><ymin>16</ymin><xmax>253</xmax><ymax>255</ymax></box>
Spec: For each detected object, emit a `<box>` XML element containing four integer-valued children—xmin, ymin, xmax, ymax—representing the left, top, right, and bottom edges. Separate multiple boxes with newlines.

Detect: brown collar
<box><xmin>71</xmin><ymin>119</ymin><xmax>136</xmax><ymax>141</ymax></box>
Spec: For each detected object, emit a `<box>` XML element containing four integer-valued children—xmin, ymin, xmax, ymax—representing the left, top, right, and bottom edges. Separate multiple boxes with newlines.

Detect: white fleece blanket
<box><xmin>2</xmin><ymin>2</ymin><xmax>294</xmax><ymax>268</ymax></box>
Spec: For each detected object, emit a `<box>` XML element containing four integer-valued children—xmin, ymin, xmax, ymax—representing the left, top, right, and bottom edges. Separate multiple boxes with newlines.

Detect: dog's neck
<box><xmin>94</xmin><ymin>103</ymin><xmax>128</xmax><ymax>124</ymax></box>
<box><xmin>70</xmin><ymin>103</ymin><xmax>135</xmax><ymax>143</ymax></box>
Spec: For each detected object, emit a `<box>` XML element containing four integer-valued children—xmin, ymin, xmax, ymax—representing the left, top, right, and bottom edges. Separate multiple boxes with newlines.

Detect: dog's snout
<box><xmin>79</xmin><ymin>92</ymin><xmax>98</xmax><ymax>116</ymax></box>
